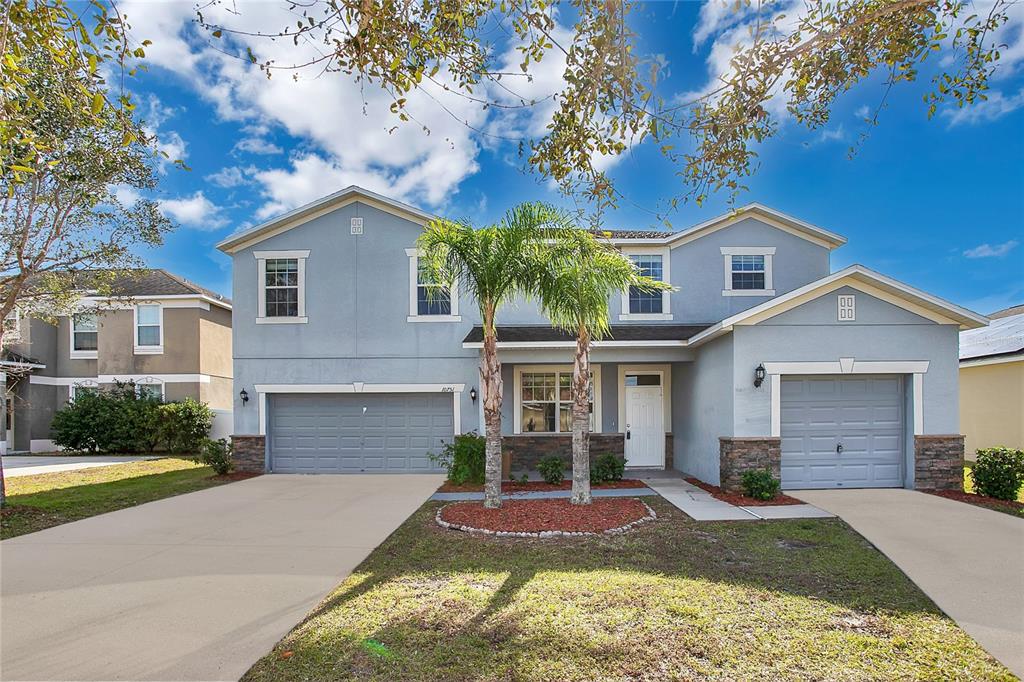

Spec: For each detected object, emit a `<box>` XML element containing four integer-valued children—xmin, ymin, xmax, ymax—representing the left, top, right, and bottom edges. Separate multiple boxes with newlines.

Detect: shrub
<box><xmin>741</xmin><ymin>468</ymin><xmax>781</xmax><ymax>500</ymax></box>
<box><xmin>590</xmin><ymin>453</ymin><xmax>626</xmax><ymax>485</ymax></box>
<box><xmin>429</xmin><ymin>432</ymin><xmax>486</xmax><ymax>485</ymax></box>
<box><xmin>971</xmin><ymin>447</ymin><xmax>1024</xmax><ymax>501</ymax></box>
<box><xmin>158</xmin><ymin>398</ymin><xmax>214</xmax><ymax>453</ymax></box>
<box><xmin>194</xmin><ymin>438</ymin><xmax>233</xmax><ymax>475</ymax></box>
<box><xmin>537</xmin><ymin>456</ymin><xmax>566</xmax><ymax>485</ymax></box>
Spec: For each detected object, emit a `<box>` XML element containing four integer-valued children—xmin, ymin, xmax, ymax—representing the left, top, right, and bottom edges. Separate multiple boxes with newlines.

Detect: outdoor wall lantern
<box><xmin>753</xmin><ymin>364</ymin><xmax>766</xmax><ymax>388</ymax></box>
<box><xmin>470</xmin><ymin>387</ymin><xmax>478</xmax><ymax>403</ymax></box>
<box><xmin>239</xmin><ymin>388</ymin><xmax>249</xmax><ymax>405</ymax></box>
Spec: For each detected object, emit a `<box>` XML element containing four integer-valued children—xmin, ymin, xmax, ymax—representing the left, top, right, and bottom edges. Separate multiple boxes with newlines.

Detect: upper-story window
<box><xmin>134</xmin><ymin>304</ymin><xmax>163</xmax><ymax>354</ymax></box>
<box><xmin>254</xmin><ymin>250</ymin><xmax>309</xmax><ymax>324</ymax></box>
<box><xmin>620</xmin><ymin>248</ymin><xmax>672</xmax><ymax>320</ymax></box>
<box><xmin>71</xmin><ymin>312</ymin><xmax>98</xmax><ymax>359</ymax></box>
<box><xmin>406</xmin><ymin>248</ymin><xmax>460</xmax><ymax>322</ymax></box>
<box><xmin>721</xmin><ymin>247</ymin><xmax>775</xmax><ymax>297</ymax></box>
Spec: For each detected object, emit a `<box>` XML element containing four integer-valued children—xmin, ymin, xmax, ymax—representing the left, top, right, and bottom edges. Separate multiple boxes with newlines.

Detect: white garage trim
<box><xmin>254</xmin><ymin>382</ymin><xmax>465</xmax><ymax>436</ymax></box>
<box><xmin>764</xmin><ymin>359</ymin><xmax>929</xmax><ymax>437</ymax></box>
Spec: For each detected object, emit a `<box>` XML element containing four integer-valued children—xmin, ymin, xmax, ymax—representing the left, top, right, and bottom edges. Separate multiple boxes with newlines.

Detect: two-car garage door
<box><xmin>780</xmin><ymin>375</ymin><xmax>905</xmax><ymax>489</ymax></box>
<box><xmin>269</xmin><ymin>393</ymin><xmax>452</xmax><ymax>473</ymax></box>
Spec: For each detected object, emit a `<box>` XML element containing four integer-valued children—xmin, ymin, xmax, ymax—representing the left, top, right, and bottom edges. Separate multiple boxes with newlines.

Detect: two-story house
<box><xmin>1</xmin><ymin>269</ymin><xmax>233</xmax><ymax>453</ymax></box>
<box><xmin>218</xmin><ymin>186</ymin><xmax>985</xmax><ymax>492</ymax></box>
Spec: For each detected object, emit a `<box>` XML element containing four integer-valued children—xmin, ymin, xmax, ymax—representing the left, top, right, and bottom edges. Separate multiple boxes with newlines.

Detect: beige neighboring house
<box><xmin>959</xmin><ymin>304</ymin><xmax>1024</xmax><ymax>458</ymax></box>
<box><xmin>1</xmin><ymin>269</ymin><xmax>232</xmax><ymax>454</ymax></box>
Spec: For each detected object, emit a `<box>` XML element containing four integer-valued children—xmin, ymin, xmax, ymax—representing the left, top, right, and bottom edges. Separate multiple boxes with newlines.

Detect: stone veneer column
<box><xmin>719</xmin><ymin>437</ymin><xmax>781</xmax><ymax>493</ymax></box>
<box><xmin>914</xmin><ymin>435</ymin><xmax>964</xmax><ymax>490</ymax></box>
<box><xmin>231</xmin><ymin>435</ymin><xmax>266</xmax><ymax>474</ymax></box>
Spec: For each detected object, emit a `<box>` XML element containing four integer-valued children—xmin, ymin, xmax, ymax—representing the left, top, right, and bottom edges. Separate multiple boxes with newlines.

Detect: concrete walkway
<box><xmin>2</xmin><ymin>455</ymin><xmax>160</xmax><ymax>478</ymax></box>
<box><xmin>641</xmin><ymin>476</ymin><xmax>833</xmax><ymax>521</ymax></box>
<box><xmin>793</xmin><ymin>488</ymin><xmax>1024</xmax><ymax>678</ymax></box>
<box><xmin>1</xmin><ymin>474</ymin><xmax>443</xmax><ymax>681</ymax></box>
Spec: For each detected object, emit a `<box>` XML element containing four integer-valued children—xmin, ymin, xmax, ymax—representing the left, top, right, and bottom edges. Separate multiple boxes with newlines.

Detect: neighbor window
<box><xmin>721</xmin><ymin>247</ymin><xmax>775</xmax><ymax>295</ymax></box>
<box><xmin>70</xmin><ymin>383</ymin><xmax>99</xmax><ymax>401</ymax></box>
<box><xmin>136</xmin><ymin>382</ymin><xmax>164</xmax><ymax>401</ymax></box>
<box><xmin>406</xmin><ymin>249</ymin><xmax>460</xmax><ymax>321</ymax></box>
<box><xmin>519</xmin><ymin>370</ymin><xmax>595</xmax><ymax>433</ymax></box>
<box><xmin>135</xmin><ymin>304</ymin><xmax>162</xmax><ymax>352</ymax></box>
<box><xmin>72</xmin><ymin>313</ymin><xmax>98</xmax><ymax>353</ymax></box>
<box><xmin>628</xmin><ymin>255</ymin><xmax>664</xmax><ymax>314</ymax></box>
<box><xmin>255</xmin><ymin>250</ymin><xmax>308</xmax><ymax>323</ymax></box>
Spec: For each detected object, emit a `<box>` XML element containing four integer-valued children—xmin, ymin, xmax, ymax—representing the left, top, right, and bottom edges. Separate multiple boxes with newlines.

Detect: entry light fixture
<box><xmin>239</xmin><ymin>388</ymin><xmax>249</xmax><ymax>405</ymax></box>
<box><xmin>470</xmin><ymin>387</ymin><xmax>478</xmax><ymax>403</ymax></box>
<box><xmin>754</xmin><ymin>363</ymin><xmax>766</xmax><ymax>388</ymax></box>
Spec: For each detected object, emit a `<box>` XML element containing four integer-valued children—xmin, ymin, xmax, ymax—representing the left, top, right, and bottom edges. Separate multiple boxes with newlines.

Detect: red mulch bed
<box><xmin>438</xmin><ymin>497</ymin><xmax>651</xmax><ymax>534</ymax></box>
<box><xmin>926</xmin><ymin>489</ymin><xmax>1024</xmax><ymax>516</ymax></box>
<box><xmin>437</xmin><ymin>479</ymin><xmax>647</xmax><ymax>493</ymax></box>
<box><xmin>685</xmin><ymin>477</ymin><xmax>803</xmax><ymax>506</ymax></box>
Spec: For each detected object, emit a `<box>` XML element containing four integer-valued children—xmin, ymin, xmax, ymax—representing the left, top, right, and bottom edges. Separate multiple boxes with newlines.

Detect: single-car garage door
<box><xmin>780</xmin><ymin>375</ymin><xmax>905</xmax><ymax>489</ymax></box>
<box><xmin>269</xmin><ymin>393</ymin><xmax>453</xmax><ymax>473</ymax></box>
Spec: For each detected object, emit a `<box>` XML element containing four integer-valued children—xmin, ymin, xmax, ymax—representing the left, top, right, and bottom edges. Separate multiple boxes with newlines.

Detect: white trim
<box><xmin>30</xmin><ymin>375</ymin><xmax>95</xmax><ymax>386</ymax></box>
<box><xmin>764</xmin><ymin>359</ymin><xmax>929</xmax><ymax>438</ymax></box>
<box><xmin>133</xmin><ymin>303</ymin><xmax>164</xmax><ymax>355</ymax></box>
<box><xmin>689</xmin><ymin>264</ymin><xmax>989</xmax><ymax>347</ymax></box>
<box><xmin>256</xmin><ymin>252</ymin><xmax>308</xmax><ymax>323</ymax></box>
<box><xmin>512</xmin><ymin>365</ymin><xmax>603</xmax><ymax>435</ymax></box>
<box><xmin>959</xmin><ymin>352</ymin><xmax>1024</xmax><ymax>368</ymax></box>
<box><xmin>453</xmin><ymin>390</ymin><xmax>462</xmax><ymax>434</ymax></box>
<box><xmin>722</xmin><ymin>247</ymin><xmax>774</xmax><ymax>296</ymax></box>
<box><xmin>838</xmin><ymin>294</ymin><xmax>856</xmax><ymax>322</ymax></box>
<box><xmin>406</xmin><ymin>249</ymin><xmax>461</xmax><ymax>322</ymax></box>
<box><xmin>616</xmin><ymin>364</ymin><xmax>672</xmax><ymax>433</ymax></box>
<box><xmin>98</xmin><ymin>373</ymin><xmax>213</xmax><ymax>384</ymax></box>
<box><xmin>69</xmin><ymin>312</ymin><xmax>98</xmax><ymax>360</ymax></box>
<box><xmin>463</xmin><ymin>339</ymin><xmax>688</xmax><ymax>350</ymax></box>
<box><xmin>83</xmin><ymin>295</ymin><xmax>229</xmax><ymax>311</ymax></box>
<box><xmin>619</xmin><ymin>247</ymin><xmax>672</xmax><ymax>321</ymax></box>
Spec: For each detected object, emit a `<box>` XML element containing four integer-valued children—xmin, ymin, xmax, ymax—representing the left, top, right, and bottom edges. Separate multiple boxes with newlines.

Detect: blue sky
<box><xmin>122</xmin><ymin>1</ymin><xmax>1024</xmax><ymax>314</ymax></box>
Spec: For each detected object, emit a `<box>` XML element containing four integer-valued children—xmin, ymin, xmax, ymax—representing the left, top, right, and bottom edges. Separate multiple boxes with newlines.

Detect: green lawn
<box><xmin>244</xmin><ymin>499</ymin><xmax>1012</xmax><ymax>682</ymax></box>
<box><xmin>1</xmin><ymin>458</ymin><xmax>238</xmax><ymax>540</ymax></box>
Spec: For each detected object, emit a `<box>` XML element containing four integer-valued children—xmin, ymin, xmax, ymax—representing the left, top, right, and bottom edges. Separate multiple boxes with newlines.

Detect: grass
<box><xmin>1</xmin><ymin>458</ymin><xmax>237</xmax><ymax>540</ymax></box>
<box><xmin>244</xmin><ymin>498</ymin><xmax>1013</xmax><ymax>682</ymax></box>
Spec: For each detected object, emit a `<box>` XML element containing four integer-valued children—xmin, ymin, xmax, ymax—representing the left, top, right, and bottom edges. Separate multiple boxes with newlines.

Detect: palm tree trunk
<box><xmin>570</xmin><ymin>326</ymin><xmax>592</xmax><ymax>505</ymax></box>
<box><xmin>481</xmin><ymin>306</ymin><xmax>503</xmax><ymax>509</ymax></box>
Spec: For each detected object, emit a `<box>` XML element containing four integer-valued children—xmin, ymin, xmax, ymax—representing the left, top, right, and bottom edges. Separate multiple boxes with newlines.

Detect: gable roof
<box><xmin>688</xmin><ymin>264</ymin><xmax>988</xmax><ymax>347</ymax></box>
<box><xmin>105</xmin><ymin>269</ymin><xmax>230</xmax><ymax>302</ymax></box>
<box><xmin>960</xmin><ymin>309</ymin><xmax>1024</xmax><ymax>361</ymax></box>
<box><xmin>216</xmin><ymin>186</ymin><xmax>435</xmax><ymax>254</ymax></box>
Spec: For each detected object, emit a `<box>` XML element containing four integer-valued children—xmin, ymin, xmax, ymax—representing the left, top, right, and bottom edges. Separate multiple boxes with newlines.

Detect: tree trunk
<box><xmin>480</xmin><ymin>306</ymin><xmax>503</xmax><ymax>509</ymax></box>
<box><xmin>570</xmin><ymin>326</ymin><xmax>592</xmax><ymax>505</ymax></box>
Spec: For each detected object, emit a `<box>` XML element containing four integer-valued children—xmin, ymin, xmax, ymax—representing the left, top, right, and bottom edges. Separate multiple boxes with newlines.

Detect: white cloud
<box><xmin>854</xmin><ymin>105</ymin><xmax>870</xmax><ymax>119</ymax></box>
<box><xmin>963</xmin><ymin>240</ymin><xmax>1019</xmax><ymax>258</ymax></box>
<box><xmin>944</xmin><ymin>87</ymin><xmax>1024</xmax><ymax>126</ymax></box>
<box><xmin>159</xmin><ymin>191</ymin><xmax>228</xmax><ymax>229</ymax></box>
<box><xmin>233</xmin><ymin>137</ymin><xmax>283</xmax><ymax>155</ymax></box>
<box><xmin>111</xmin><ymin>184</ymin><xmax>142</xmax><ymax>206</ymax></box>
<box><xmin>206</xmin><ymin>165</ymin><xmax>257</xmax><ymax>188</ymax></box>
<box><xmin>153</xmin><ymin>129</ymin><xmax>188</xmax><ymax>166</ymax></box>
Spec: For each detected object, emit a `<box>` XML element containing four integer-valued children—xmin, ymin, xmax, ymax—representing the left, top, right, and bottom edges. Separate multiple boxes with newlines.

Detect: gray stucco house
<box><xmin>218</xmin><ymin>186</ymin><xmax>986</xmax><ymax>491</ymax></box>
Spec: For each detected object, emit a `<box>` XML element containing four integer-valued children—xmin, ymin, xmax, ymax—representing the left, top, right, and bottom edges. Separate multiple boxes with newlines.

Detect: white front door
<box><xmin>624</xmin><ymin>375</ymin><xmax>665</xmax><ymax>467</ymax></box>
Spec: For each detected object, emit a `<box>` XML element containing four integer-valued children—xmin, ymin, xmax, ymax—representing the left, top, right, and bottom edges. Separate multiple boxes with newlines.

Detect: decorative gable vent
<box><xmin>838</xmin><ymin>294</ymin><xmax>856</xmax><ymax>321</ymax></box>
<box><xmin>350</xmin><ymin>217</ymin><xmax>363</xmax><ymax>235</ymax></box>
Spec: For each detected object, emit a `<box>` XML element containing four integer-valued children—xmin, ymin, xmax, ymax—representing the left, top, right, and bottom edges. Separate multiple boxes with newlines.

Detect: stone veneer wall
<box><xmin>502</xmin><ymin>433</ymin><xmax>625</xmax><ymax>474</ymax></box>
<box><xmin>914</xmin><ymin>435</ymin><xmax>964</xmax><ymax>490</ymax></box>
<box><xmin>719</xmin><ymin>437</ymin><xmax>781</xmax><ymax>493</ymax></box>
<box><xmin>231</xmin><ymin>435</ymin><xmax>266</xmax><ymax>473</ymax></box>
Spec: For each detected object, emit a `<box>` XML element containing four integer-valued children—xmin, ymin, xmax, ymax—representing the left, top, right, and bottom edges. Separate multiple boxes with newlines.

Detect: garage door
<box><xmin>780</xmin><ymin>375</ymin><xmax>904</xmax><ymax>489</ymax></box>
<box><xmin>269</xmin><ymin>393</ymin><xmax>453</xmax><ymax>473</ymax></box>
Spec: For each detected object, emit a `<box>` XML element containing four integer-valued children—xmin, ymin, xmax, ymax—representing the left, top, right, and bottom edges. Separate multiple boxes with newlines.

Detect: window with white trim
<box><xmin>136</xmin><ymin>380</ymin><xmax>164</xmax><ymax>401</ymax></box>
<box><xmin>620</xmin><ymin>248</ymin><xmax>671</xmax><ymax>320</ymax></box>
<box><xmin>519</xmin><ymin>370</ymin><xmax>595</xmax><ymax>433</ymax></box>
<box><xmin>721</xmin><ymin>247</ymin><xmax>775</xmax><ymax>296</ymax></box>
<box><xmin>70</xmin><ymin>382</ymin><xmax>99</xmax><ymax>401</ymax></box>
<box><xmin>255</xmin><ymin>250</ymin><xmax>308</xmax><ymax>323</ymax></box>
<box><xmin>135</xmin><ymin>304</ymin><xmax>162</xmax><ymax>353</ymax></box>
<box><xmin>71</xmin><ymin>313</ymin><xmax>98</xmax><ymax>357</ymax></box>
<box><xmin>838</xmin><ymin>294</ymin><xmax>856</xmax><ymax>321</ymax></box>
<box><xmin>406</xmin><ymin>249</ymin><xmax>460</xmax><ymax>321</ymax></box>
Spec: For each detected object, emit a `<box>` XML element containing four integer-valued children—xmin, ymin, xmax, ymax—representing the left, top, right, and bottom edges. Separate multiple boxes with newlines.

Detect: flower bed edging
<box><xmin>435</xmin><ymin>499</ymin><xmax>658</xmax><ymax>538</ymax></box>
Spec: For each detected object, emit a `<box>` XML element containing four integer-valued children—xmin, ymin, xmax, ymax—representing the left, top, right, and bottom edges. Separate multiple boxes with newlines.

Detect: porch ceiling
<box><xmin>462</xmin><ymin>324</ymin><xmax>713</xmax><ymax>345</ymax></box>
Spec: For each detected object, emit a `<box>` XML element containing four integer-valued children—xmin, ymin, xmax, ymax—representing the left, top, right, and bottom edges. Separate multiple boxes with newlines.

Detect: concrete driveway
<box><xmin>1</xmin><ymin>474</ymin><xmax>443</xmax><ymax>681</ymax></box>
<box><xmin>792</xmin><ymin>488</ymin><xmax>1024</xmax><ymax>678</ymax></box>
<box><xmin>3</xmin><ymin>455</ymin><xmax>159</xmax><ymax>477</ymax></box>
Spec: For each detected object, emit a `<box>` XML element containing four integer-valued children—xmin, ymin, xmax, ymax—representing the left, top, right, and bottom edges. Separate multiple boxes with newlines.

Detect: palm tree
<box><xmin>536</xmin><ymin>228</ymin><xmax>671</xmax><ymax>505</ymax></box>
<box><xmin>417</xmin><ymin>203</ymin><xmax>566</xmax><ymax>509</ymax></box>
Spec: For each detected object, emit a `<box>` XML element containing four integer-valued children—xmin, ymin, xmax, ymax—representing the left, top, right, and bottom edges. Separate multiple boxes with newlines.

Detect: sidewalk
<box><xmin>639</xmin><ymin>476</ymin><xmax>833</xmax><ymax>521</ymax></box>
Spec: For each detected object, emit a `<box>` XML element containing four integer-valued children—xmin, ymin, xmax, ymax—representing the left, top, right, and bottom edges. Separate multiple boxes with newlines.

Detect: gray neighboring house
<box><xmin>1</xmin><ymin>269</ymin><xmax>234</xmax><ymax>453</ymax></box>
<box><xmin>218</xmin><ymin>186</ymin><xmax>986</xmax><ymax>492</ymax></box>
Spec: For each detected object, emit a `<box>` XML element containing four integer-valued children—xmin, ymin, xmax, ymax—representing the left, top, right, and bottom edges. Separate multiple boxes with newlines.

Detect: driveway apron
<box><xmin>1</xmin><ymin>474</ymin><xmax>443</xmax><ymax>681</ymax></box>
<box><xmin>792</xmin><ymin>488</ymin><xmax>1024</xmax><ymax>678</ymax></box>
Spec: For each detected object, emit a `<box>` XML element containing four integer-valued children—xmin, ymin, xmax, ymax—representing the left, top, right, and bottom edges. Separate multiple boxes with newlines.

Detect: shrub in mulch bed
<box><xmin>436</xmin><ymin>497</ymin><xmax>656</xmax><ymax>537</ymax></box>
<box><xmin>926</xmin><ymin>489</ymin><xmax>1024</xmax><ymax>517</ymax></box>
<box><xmin>685</xmin><ymin>477</ymin><xmax>803</xmax><ymax>506</ymax></box>
<box><xmin>437</xmin><ymin>478</ymin><xmax>647</xmax><ymax>493</ymax></box>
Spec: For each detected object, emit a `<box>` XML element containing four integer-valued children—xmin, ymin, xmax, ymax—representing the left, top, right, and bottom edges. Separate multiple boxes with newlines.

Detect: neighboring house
<box><xmin>959</xmin><ymin>305</ymin><xmax>1024</xmax><ymax>457</ymax></box>
<box><xmin>0</xmin><ymin>269</ymin><xmax>233</xmax><ymax>453</ymax></box>
<box><xmin>218</xmin><ymin>186</ymin><xmax>986</xmax><ymax>492</ymax></box>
